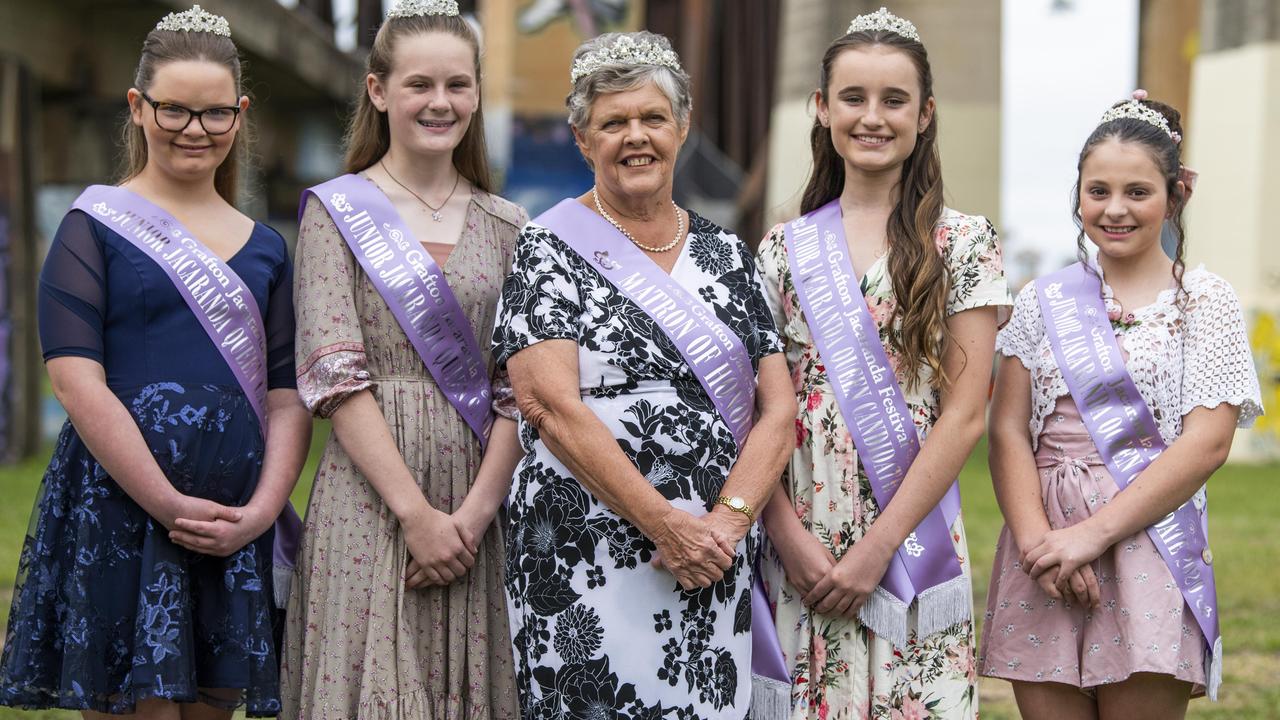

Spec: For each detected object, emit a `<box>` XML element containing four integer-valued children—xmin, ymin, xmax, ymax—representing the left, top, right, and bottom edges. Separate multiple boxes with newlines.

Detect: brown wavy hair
<box><xmin>118</xmin><ymin>28</ymin><xmax>250</xmax><ymax>204</ymax></box>
<box><xmin>343</xmin><ymin>13</ymin><xmax>492</xmax><ymax>192</ymax></box>
<box><xmin>1072</xmin><ymin>98</ymin><xmax>1188</xmax><ymax>306</ymax></box>
<box><xmin>800</xmin><ymin>30</ymin><xmax>949</xmax><ymax>392</ymax></box>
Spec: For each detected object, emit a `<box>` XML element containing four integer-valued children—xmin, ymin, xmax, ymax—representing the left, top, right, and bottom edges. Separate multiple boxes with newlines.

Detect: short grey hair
<box><xmin>566</xmin><ymin>31</ymin><xmax>692</xmax><ymax>134</ymax></box>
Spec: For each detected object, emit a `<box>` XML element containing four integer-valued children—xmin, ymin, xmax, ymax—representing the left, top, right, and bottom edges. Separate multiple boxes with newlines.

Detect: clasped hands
<box><xmin>1018</xmin><ymin>522</ymin><xmax>1110</xmax><ymax>609</ymax></box>
<box><xmin>774</xmin><ymin>527</ymin><xmax>892</xmax><ymax>619</ymax></box>
<box><xmin>165</xmin><ymin>491</ymin><xmax>273</xmax><ymax>558</ymax></box>
<box><xmin>649</xmin><ymin>506</ymin><xmax>750</xmax><ymax>591</ymax></box>
<box><xmin>401</xmin><ymin>502</ymin><xmax>492</xmax><ymax>590</ymax></box>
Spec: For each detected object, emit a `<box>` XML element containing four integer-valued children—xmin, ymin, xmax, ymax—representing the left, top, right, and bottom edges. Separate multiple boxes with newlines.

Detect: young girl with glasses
<box><xmin>0</xmin><ymin>6</ymin><xmax>310</xmax><ymax>717</ymax></box>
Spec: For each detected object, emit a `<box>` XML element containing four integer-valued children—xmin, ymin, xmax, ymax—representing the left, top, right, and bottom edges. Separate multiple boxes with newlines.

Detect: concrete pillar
<box><xmin>1183</xmin><ymin>0</ymin><xmax>1280</xmax><ymax>460</ymax></box>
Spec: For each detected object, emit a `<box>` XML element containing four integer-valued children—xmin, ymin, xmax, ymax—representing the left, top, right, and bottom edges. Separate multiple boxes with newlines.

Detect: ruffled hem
<box><xmin>0</xmin><ymin>685</ymin><xmax>281</xmax><ymax>717</ymax></box>
<box><xmin>293</xmin><ymin>688</ymin><xmax>500</xmax><ymax>720</ymax></box>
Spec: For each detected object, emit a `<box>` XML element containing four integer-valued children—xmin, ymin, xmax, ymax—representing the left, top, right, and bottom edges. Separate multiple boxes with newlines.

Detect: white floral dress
<box><xmin>493</xmin><ymin>211</ymin><xmax>783</xmax><ymax>719</ymax></box>
<box><xmin>756</xmin><ymin>209</ymin><xmax>1010</xmax><ymax>720</ymax></box>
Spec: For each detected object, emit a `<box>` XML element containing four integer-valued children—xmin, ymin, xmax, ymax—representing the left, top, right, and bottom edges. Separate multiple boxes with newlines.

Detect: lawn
<box><xmin>0</xmin><ymin>429</ymin><xmax>1275</xmax><ymax>718</ymax></box>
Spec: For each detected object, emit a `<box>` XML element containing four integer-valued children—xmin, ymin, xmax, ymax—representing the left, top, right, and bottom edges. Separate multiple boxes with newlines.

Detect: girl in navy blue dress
<box><xmin>0</xmin><ymin>6</ymin><xmax>311</xmax><ymax>718</ymax></box>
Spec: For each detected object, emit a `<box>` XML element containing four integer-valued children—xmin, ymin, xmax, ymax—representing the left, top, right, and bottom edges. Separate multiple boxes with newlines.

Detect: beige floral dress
<box><xmin>279</xmin><ymin>187</ymin><xmax>527</xmax><ymax>720</ymax></box>
<box><xmin>756</xmin><ymin>209</ymin><xmax>1010</xmax><ymax>720</ymax></box>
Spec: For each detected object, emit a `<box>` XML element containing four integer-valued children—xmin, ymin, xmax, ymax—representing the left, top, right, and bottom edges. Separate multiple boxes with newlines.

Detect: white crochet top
<box><xmin>997</xmin><ymin>262</ymin><xmax>1263</xmax><ymax>451</ymax></box>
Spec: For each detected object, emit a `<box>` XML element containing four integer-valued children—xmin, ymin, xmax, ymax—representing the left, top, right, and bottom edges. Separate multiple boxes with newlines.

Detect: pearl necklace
<box><xmin>592</xmin><ymin>187</ymin><xmax>684</xmax><ymax>253</ymax></box>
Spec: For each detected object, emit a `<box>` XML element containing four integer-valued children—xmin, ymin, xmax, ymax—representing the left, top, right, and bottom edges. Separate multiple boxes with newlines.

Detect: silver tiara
<box><xmin>1099</xmin><ymin>100</ymin><xmax>1177</xmax><ymax>141</ymax></box>
<box><xmin>570</xmin><ymin>35</ymin><xmax>683</xmax><ymax>84</ymax></box>
<box><xmin>847</xmin><ymin>7</ymin><xmax>920</xmax><ymax>42</ymax></box>
<box><xmin>387</xmin><ymin>0</ymin><xmax>460</xmax><ymax>18</ymax></box>
<box><xmin>155</xmin><ymin>5</ymin><xmax>231</xmax><ymax>38</ymax></box>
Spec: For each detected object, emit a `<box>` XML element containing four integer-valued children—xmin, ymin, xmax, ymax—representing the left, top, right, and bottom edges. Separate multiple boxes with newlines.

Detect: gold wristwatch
<box><xmin>715</xmin><ymin>495</ymin><xmax>755</xmax><ymax>522</ymax></box>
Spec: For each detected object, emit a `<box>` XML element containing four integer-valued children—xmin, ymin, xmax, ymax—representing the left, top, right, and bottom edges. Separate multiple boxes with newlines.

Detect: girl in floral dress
<box><xmin>756</xmin><ymin>9</ymin><xmax>1009</xmax><ymax>720</ymax></box>
<box><xmin>279</xmin><ymin>2</ymin><xmax>527</xmax><ymax>717</ymax></box>
<box><xmin>981</xmin><ymin>94</ymin><xmax>1262</xmax><ymax>718</ymax></box>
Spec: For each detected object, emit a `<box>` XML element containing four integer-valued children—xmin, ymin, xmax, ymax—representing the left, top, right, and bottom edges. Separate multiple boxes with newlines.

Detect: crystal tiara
<box><xmin>570</xmin><ymin>35</ymin><xmax>683</xmax><ymax>84</ymax></box>
<box><xmin>1099</xmin><ymin>100</ymin><xmax>1177</xmax><ymax>141</ymax></box>
<box><xmin>387</xmin><ymin>0</ymin><xmax>460</xmax><ymax>18</ymax></box>
<box><xmin>847</xmin><ymin>7</ymin><xmax>921</xmax><ymax>43</ymax></box>
<box><xmin>155</xmin><ymin>5</ymin><xmax>231</xmax><ymax>38</ymax></box>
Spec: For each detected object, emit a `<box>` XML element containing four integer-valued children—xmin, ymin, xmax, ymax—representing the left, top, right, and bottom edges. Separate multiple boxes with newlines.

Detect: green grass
<box><xmin>0</xmin><ymin>432</ymin><xmax>1275</xmax><ymax>718</ymax></box>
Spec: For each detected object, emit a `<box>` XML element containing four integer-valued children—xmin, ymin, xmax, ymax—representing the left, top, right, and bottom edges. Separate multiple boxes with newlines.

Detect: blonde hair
<box><xmin>118</xmin><ymin>28</ymin><xmax>249</xmax><ymax>203</ymax></box>
<box><xmin>343</xmin><ymin>13</ymin><xmax>492</xmax><ymax>192</ymax></box>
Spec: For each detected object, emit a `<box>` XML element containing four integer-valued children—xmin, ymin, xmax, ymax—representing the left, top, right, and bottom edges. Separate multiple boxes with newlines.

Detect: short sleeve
<box><xmin>941</xmin><ymin>213</ymin><xmax>1012</xmax><ymax>317</ymax></box>
<box><xmin>1180</xmin><ymin>273</ymin><xmax>1263</xmax><ymax>426</ymax></box>
<box><xmin>995</xmin><ymin>282</ymin><xmax>1043</xmax><ymax>371</ymax></box>
<box><xmin>491</xmin><ymin>225</ymin><xmax>584</xmax><ymax>367</ymax></box>
<box><xmin>293</xmin><ymin>194</ymin><xmax>375</xmax><ymax>418</ymax></box>
<box><xmin>754</xmin><ymin>225</ymin><xmax>790</xmax><ymax>339</ymax></box>
<box><xmin>39</xmin><ymin>211</ymin><xmax>107</xmax><ymax>364</ymax></box>
<box><xmin>736</xmin><ymin>233</ymin><xmax>783</xmax><ymax>361</ymax></box>
<box><xmin>263</xmin><ymin>231</ymin><xmax>297</xmax><ymax>390</ymax></box>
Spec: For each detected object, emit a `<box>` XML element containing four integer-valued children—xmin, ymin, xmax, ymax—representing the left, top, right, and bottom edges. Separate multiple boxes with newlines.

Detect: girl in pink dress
<box><xmin>981</xmin><ymin>93</ymin><xmax>1262</xmax><ymax>718</ymax></box>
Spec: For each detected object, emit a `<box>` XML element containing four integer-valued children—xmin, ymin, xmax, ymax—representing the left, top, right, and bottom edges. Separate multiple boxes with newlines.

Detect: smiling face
<box><xmin>816</xmin><ymin>44</ymin><xmax>934</xmax><ymax>178</ymax></box>
<box><xmin>128</xmin><ymin>59</ymin><xmax>247</xmax><ymax>184</ymax></box>
<box><xmin>368</xmin><ymin>31</ymin><xmax>478</xmax><ymax>159</ymax></box>
<box><xmin>573</xmin><ymin>80</ymin><xmax>688</xmax><ymax>205</ymax></box>
<box><xmin>1079</xmin><ymin>138</ymin><xmax>1177</xmax><ymax>262</ymax></box>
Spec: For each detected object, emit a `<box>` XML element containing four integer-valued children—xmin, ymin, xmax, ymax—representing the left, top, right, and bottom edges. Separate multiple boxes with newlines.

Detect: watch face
<box><xmin>728</xmin><ymin>497</ymin><xmax>745</xmax><ymax>510</ymax></box>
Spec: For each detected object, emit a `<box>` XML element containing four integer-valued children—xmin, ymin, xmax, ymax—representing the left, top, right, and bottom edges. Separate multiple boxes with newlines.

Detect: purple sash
<box><xmin>304</xmin><ymin>175</ymin><xmax>494</xmax><ymax>446</ymax></box>
<box><xmin>71</xmin><ymin>185</ymin><xmax>303</xmax><ymax>607</ymax></box>
<box><xmin>534</xmin><ymin>199</ymin><xmax>756</xmax><ymax>447</ymax></box>
<box><xmin>782</xmin><ymin>200</ymin><xmax>969</xmax><ymax>648</ymax></box>
<box><xmin>1036</xmin><ymin>262</ymin><xmax>1221</xmax><ymax>699</ymax></box>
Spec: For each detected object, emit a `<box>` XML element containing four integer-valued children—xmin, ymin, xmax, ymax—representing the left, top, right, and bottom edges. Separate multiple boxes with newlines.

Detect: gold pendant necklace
<box><xmin>380</xmin><ymin>159</ymin><xmax>460</xmax><ymax>222</ymax></box>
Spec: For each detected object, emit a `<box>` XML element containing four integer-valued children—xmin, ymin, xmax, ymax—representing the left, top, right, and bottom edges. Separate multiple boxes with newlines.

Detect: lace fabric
<box><xmin>997</xmin><ymin>263</ymin><xmax>1264</xmax><ymax>451</ymax></box>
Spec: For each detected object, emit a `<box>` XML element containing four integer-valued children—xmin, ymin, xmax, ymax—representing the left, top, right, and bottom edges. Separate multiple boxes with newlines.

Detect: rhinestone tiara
<box><xmin>387</xmin><ymin>0</ymin><xmax>460</xmax><ymax>18</ymax></box>
<box><xmin>1099</xmin><ymin>100</ymin><xmax>1176</xmax><ymax>141</ymax></box>
<box><xmin>155</xmin><ymin>5</ymin><xmax>231</xmax><ymax>38</ymax></box>
<box><xmin>847</xmin><ymin>7</ymin><xmax>920</xmax><ymax>42</ymax></box>
<box><xmin>570</xmin><ymin>35</ymin><xmax>683</xmax><ymax>84</ymax></box>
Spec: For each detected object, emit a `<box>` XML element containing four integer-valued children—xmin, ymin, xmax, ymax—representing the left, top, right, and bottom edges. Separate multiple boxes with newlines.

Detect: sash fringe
<box><xmin>1206</xmin><ymin>635</ymin><xmax>1222</xmax><ymax>701</ymax></box>
<box><xmin>916</xmin><ymin>573</ymin><xmax>974</xmax><ymax>639</ymax></box>
<box><xmin>858</xmin><ymin>586</ymin><xmax>910</xmax><ymax>649</ymax></box>
<box><xmin>273</xmin><ymin>564</ymin><xmax>294</xmax><ymax>610</ymax></box>
<box><xmin>747</xmin><ymin>674</ymin><xmax>791</xmax><ymax>720</ymax></box>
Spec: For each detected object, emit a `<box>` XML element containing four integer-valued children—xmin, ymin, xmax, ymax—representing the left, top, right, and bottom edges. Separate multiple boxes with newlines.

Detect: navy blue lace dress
<box><xmin>0</xmin><ymin>209</ymin><xmax>296</xmax><ymax>715</ymax></box>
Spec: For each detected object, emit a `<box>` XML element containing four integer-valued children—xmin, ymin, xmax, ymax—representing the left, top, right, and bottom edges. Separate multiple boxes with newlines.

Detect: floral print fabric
<box><xmin>755</xmin><ymin>209</ymin><xmax>1010</xmax><ymax>720</ymax></box>
<box><xmin>0</xmin><ymin>211</ymin><xmax>295</xmax><ymax>715</ymax></box>
<box><xmin>280</xmin><ymin>188</ymin><xmax>527</xmax><ymax>719</ymax></box>
<box><xmin>492</xmin><ymin>210</ymin><xmax>782</xmax><ymax>719</ymax></box>
<box><xmin>979</xmin><ymin>398</ymin><xmax>1208</xmax><ymax>695</ymax></box>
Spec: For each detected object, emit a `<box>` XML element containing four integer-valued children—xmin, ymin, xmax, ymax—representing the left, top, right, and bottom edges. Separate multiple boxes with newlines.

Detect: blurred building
<box><xmin>1139</xmin><ymin>0</ymin><xmax>1280</xmax><ymax>460</ymax></box>
<box><xmin>0</xmin><ymin>0</ymin><xmax>362</xmax><ymax>461</ymax></box>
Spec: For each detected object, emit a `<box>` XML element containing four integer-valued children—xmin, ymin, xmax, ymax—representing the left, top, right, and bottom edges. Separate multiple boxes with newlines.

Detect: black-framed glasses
<box><xmin>139</xmin><ymin>92</ymin><xmax>241</xmax><ymax>135</ymax></box>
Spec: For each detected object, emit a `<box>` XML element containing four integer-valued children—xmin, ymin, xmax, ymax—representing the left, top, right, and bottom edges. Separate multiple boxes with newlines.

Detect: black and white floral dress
<box><xmin>493</xmin><ymin>209</ymin><xmax>783</xmax><ymax>719</ymax></box>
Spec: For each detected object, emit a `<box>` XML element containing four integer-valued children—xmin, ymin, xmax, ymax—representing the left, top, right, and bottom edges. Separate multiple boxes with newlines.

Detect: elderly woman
<box><xmin>493</xmin><ymin>31</ymin><xmax>795</xmax><ymax>718</ymax></box>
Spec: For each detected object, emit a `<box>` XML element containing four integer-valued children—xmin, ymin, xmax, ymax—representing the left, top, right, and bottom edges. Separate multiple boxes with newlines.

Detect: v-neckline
<box><xmin>117</xmin><ymin>185</ymin><xmax>256</xmax><ymax>264</ymax></box>
<box><xmin>363</xmin><ymin>173</ymin><xmax>475</xmax><ymax>274</ymax></box>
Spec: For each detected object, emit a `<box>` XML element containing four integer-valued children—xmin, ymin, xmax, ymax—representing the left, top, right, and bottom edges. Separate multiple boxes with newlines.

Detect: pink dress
<box><xmin>980</xmin><ymin>264</ymin><xmax>1263</xmax><ymax>696</ymax></box>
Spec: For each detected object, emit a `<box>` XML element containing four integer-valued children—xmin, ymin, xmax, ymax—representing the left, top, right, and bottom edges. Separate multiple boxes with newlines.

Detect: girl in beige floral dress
<box><xmin>280</xmin><ymin>4</ymin><xmax>526</xmax><ymax>718</ymax></box>
<box><xmin>756</xmin><ymin>10</ymin><xmax>1009</xmax><ymax>720</ymax></box>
